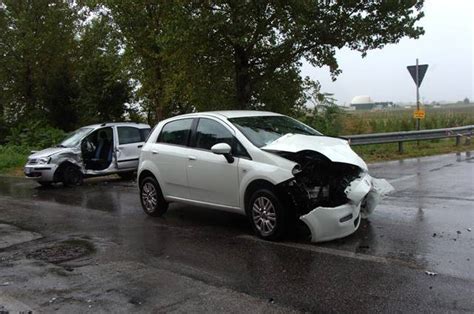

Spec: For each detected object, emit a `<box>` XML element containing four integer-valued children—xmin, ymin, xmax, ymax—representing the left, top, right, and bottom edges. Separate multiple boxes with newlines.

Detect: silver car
<box><xmin>24</xmin><ymin>122</ymin><xmax>151</xmax><ymax>186</ymax></box>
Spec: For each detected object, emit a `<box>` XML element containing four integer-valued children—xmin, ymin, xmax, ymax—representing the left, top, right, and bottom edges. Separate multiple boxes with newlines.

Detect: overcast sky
<box><xmin>301</xmin><ymin>0</ymin><xmax>474</xmax><ymax>106</ymax></box>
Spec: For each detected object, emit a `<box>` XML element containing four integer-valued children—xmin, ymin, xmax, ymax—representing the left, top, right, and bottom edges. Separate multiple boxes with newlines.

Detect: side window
<box><xmin>158</xmin><ymin>119</ymin><xmax>193</xmax><ymax>146</ymax></box>
<box><xmin>195</xmin><ymin>119</ymin><xmax>233</xmax><ymax>150</ymax></box>
<box><xmin>118</xmin><ymin>127</ymin><xmax>142</xmax><ymax>145</ymax></box>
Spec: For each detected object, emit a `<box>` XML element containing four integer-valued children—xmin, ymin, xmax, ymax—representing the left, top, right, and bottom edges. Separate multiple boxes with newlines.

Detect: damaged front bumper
<box><xmin>24</xmin><ymin>164</ymin><xmax>58</xmax><ymax>182</ymax></box>
<box><xmin>300</xmin><ymin>174</ymin><xmax>394</xmax><ymax>243</ymax></box>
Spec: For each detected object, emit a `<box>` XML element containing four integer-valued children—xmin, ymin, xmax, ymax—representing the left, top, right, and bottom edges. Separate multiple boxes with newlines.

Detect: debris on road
<box><xmin>0</xmin><ymin>282</ymin><xmax>10</xmax><ymax>286</ymax></box>
<box><xmin>456</xmin><ymin>230</ymin><xmax>462</xmax><ymax>235</ymax></box>
<box><xmin>467</xmin><ymin>228</ymin><xmax>472</xmax><ymax>232</ymax></box>
<box><xmin>425</xmin><ymin>271</ymin><xmax>437</xmax><ymax>276</ymax></box>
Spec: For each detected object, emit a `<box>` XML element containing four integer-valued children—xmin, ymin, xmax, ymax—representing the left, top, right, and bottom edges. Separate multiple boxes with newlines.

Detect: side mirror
<box><xmin>211</xmin><ymin>143</ymin><xmax>234</xmax><ymax>163</ymax></box>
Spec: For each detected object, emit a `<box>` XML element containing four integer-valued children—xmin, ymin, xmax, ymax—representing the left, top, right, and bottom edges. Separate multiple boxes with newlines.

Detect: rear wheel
<box><xmin>62</xmin><ymin>164</ymin><xmax>83</xmax><ymax>187</ymax></box>
<box><xmin>140</xmin><ymin>176</ymin><xmax>168</xmax><ymax>217</ymax></box>
<box><xmin>247</xmin><ymin>188</ymin><xmax>288</xmax><ymax>241</ymax></box>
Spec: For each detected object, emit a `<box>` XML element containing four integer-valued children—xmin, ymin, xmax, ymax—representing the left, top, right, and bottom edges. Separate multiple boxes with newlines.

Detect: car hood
<box><xmin>29</xmin><ymin>147</ymin><xmax>75</xmax><ymax>159</ymax></box>
<box><xmin>261</xmin><ymin>134</ymin><xmax>368</xmax><ymax>170</ymax></box>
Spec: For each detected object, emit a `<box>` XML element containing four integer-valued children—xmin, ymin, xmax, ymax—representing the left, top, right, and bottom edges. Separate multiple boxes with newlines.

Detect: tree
<box><xmin>100</xmin><ymin>0</ymin><xmax>168</xmax><ymax>123</ymax></box>
<box><xmin>0</xmin><ymin>0</ymin><xmax>79</xmax><ymax>130</ymax></box>
<box><xmin>75</xmin><ymin>7</ymin><xmax>131</xmax><ymax>124</ymax></box>
<box><xmin>164</xmin><ymin>1</ymin><xmax>424</xmax><ymax>111</ymax></box>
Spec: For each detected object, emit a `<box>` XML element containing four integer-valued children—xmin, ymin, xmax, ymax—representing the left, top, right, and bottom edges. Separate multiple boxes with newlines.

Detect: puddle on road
<box><xmin>0</xmin><ymin>176</ymin><xmax>140</xmax><ymax>214</ymax></box>
<box><xmin>27</xmin><ymin>239</ymin><xmax>95</xmax><ymax>264</ymax></box>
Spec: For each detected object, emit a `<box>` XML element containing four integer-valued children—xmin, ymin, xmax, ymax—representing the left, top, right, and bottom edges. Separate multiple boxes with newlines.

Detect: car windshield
<box><xmin>59</xmin><ymin>127</ymin><xmax>93</xmax><ymax>148</ymax></box>
<box><xmin>229</xmin><ymin>115</ymin><xmax>321</xmax><ymax>148</ymax></box>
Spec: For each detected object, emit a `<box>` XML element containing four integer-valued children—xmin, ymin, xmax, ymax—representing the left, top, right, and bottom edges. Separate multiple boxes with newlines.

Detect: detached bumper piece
<box><xmin>300</xmin><ymin>174</ymin><xmax>394</xmax><ymax>243</ymax></box>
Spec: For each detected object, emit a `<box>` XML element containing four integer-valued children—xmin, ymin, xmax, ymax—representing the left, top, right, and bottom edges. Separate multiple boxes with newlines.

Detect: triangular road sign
<box><xmin>407</xmin><ymin>64</ymin><xmax>428</xmax><ymax>87</ymax></box>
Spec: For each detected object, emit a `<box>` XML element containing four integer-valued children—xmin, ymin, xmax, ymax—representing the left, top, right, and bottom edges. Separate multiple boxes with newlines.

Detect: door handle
<box><xmin>188</xmin><ymin>156</ymin><xmax>197</xmax><ymax>161</ymax></box>
<box><xmin>151</xmin><ymin>150</ymin><xmax>159</xmax><ymax>155</ymax></box>
<box><xmin>138</xmin><ymin>144</ymin><xmax>143</xmax><ymax>148</ymax></box>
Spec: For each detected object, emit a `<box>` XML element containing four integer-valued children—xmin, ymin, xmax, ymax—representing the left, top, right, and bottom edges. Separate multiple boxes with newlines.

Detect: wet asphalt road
<box><xmin>0</xmin><ymin>152</ymin><xmax>473</xmax><ymax>312</ymax></box>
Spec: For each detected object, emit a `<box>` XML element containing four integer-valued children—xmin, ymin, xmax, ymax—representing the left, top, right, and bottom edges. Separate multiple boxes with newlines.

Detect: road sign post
<box><xmin>407</xmin><ymin>60</ymin><xmax>428</xmax><ymax>132</ymax></box>
<box><xmin>415</xmin><ymin>59</ymin><xmax>420</xmax><ymax>130</ymax></box>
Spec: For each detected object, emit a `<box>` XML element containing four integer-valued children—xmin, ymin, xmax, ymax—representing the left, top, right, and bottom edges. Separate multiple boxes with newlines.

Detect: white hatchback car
<box><xmin>138</xmin><ymin>111</ymin><xmax>393</xmax><ymax>242</ymax></box>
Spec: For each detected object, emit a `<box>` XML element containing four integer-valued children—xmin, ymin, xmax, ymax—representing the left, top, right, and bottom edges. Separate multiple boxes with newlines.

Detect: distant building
<box><xmin>350</xmin><ymin>95</ymin><xmax>394</xmax><ymax>110</ymax></box>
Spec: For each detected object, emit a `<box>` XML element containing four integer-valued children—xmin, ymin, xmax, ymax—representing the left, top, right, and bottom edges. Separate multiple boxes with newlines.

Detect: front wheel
<box><xmin>62</xmin><ymin>164</ymin><xmax>83</xmax><ymax>187</ymax></box>
<box><xmin>247</xmin><ymin>188</ymin><xmax>288</xmax><ymax>241</ymax></box>
<box><xmin>140</xmin><ymin>176</ymin><xmax>168</xmax><ymax>217</ymax></box>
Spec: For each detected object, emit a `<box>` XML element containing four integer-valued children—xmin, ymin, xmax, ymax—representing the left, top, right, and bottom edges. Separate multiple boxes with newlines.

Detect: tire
<box><xmin>62</xmin><ymin>164</ymin><xmax>83</xmax><ymax>187</ymax></box>
<box><xmin>118</xmin><ymin>171</ymin><xmax>136</xmax><ymax>181</ymax></box>
<box><xmin>246</xmin><ymin>188</ymin><xmax>288</xmax><ymax>241</ymax></box>
<box><xmin>139</xmin><ymin>176</ymin><xmax>168</xmax><ymax>217</ymax></box>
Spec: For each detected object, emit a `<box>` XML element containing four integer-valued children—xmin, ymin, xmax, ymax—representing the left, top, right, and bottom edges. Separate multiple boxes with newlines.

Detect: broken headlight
<box><xmin>292</xmin><ymin>164</ymin><xmax>302</xmax><ymax>176</ymax></box>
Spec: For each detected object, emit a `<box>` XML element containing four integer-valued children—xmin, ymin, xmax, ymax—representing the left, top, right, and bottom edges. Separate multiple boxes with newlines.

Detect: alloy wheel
<box><xmin>252</xmin><ymin>196</ymin><xmax>277</xmax><ymax>236</ymax></box>
<box><xmin>141</xmin><ymin>182</ymin><xmax>158</xmax><ymax>213</ymax></box>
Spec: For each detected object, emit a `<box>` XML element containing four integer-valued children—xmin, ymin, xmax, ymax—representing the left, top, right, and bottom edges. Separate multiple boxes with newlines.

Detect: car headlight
<box><xmin>37</xmin><ymin>157</ymin><xmax>51</xmax><ymax>165</ymax></box>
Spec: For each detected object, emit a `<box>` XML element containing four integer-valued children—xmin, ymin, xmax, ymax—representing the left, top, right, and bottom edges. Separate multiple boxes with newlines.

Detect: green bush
<box><xmin>5</xmin><ymin>121</ymin><xmax>66</xmax><ymax>149</ymax></box>
<box><xmin>0</xmin><ymin>122</ymin><xmax>66</xmax><ymax>173</ymax></box>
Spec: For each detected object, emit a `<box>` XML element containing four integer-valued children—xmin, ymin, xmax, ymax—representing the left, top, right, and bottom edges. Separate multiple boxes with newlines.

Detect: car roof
<box><xmin>209</xmin><ymin>110</ymin><xmax>282</xmax><ymax>118</ymax></box>
<box><xmin>170</xmin><ymin>110</ymin><xmax>283</xmax><ymax>120</ymax></box>
<box><xmin>83</xmin><ymin>122</ymin><xmax>150</xmax><ymax>129</ymax></box>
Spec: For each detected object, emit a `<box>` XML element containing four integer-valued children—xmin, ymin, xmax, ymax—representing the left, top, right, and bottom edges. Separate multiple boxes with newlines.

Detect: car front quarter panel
<box><xmin>238</xmin><ymin>158</ymin><xmax>295</xmax><ymax>211</ymax></box>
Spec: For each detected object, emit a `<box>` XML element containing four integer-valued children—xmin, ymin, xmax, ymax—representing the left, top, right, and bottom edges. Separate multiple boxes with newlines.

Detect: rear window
<box><xmin>158</xmin><ymin>119</ymin><xmax>193</xmax><ymax>146</ymax></box>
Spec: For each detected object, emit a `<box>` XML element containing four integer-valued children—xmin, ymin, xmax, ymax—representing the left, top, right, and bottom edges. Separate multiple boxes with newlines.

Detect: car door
<box><xmin>116</xmin><ymin>126</ymin><xmax>148</xmax><ymax>170</ymax></box>
<box><xmin>186</xmin><ymin>118</ymin><xmax>240</xmax><ymax>207</ymax></box>
<box><xmin>148</xmin><ymin>118</ymin><xmax>194</xmax><ymax>199</ymax></box>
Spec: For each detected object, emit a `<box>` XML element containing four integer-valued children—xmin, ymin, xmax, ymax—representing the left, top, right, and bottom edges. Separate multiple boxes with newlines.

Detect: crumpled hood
<box><xmin>29</xmin><ymin>147</ymin><xmax>74</xmax><ymax>159</ymax></box>
<box><xmin>261</xmin><ymin>134</ymin><xmax>368</xmax><ymax>170</ymax></box>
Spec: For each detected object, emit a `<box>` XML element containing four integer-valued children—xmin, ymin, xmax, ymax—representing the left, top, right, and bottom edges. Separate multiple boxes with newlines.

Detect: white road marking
<box><xmin>237</xmin><ymin>234</ymin><xmax>422</xmax><ymax>270</ymax></box>
<box><xmin>388</xmin><ymin>174</ymin><xmax>417</xmax><ymax>184</ymax></box>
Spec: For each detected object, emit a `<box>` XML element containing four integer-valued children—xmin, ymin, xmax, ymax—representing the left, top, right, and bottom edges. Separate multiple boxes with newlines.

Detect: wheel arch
<box><xmin>243</xmin><ymin>179</ymin><xmax>276</xmax><ymax>215</ymax></box>
<box><xmin>138</xmin><ymin>169</ymin><xmax>157</xmax><ymax>186</ymax></box>
<box><xmin>54</xmin><ymin>160</ymin><xmax>82</xmax><ymax>182</ymax></box>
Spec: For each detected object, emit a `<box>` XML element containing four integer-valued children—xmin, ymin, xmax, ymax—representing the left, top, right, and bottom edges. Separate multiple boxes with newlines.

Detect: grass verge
<box><xmin>352</xmin><ymin>138</ymin><xmax>474</xmax><ymax>163</ymax></box>
<box><xmin>0</xmin><ymin>145</ymin><xmax>29</xmax><ymax>175</ymax></box>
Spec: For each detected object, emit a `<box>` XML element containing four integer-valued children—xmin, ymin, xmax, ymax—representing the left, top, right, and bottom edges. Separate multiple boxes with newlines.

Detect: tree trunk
<box><xmin>234</xmin><ymin>46</ymin><xmax>251</xmax><ymax>110</ymax></box>
<box><xmin>152</xmin><ymin>65</ymin><xmax>164</xmax><ymax>123</ymax></box>
<box><xmin>155</xmin><ymin>104</ymin><xmax>163</xmax><ymax>122</ymax></box>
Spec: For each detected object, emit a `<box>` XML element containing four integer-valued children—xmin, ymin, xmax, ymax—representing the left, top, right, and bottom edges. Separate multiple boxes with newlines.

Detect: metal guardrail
<box><xmin>343</xmin><ymin>125</ymin><xmax>473</xmax><ymax>153</ymax></box>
